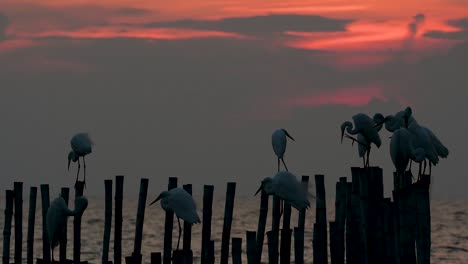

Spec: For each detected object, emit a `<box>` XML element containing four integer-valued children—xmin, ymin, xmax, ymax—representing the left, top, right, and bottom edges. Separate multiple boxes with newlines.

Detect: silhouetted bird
<box><xmin>68</xmin><ymin>133</ymin><xmax>93</xmax><ymax>187</ymax></box>
<box><xmin>272</xmin><ymin>128</ymin><xmax>295</xmax><ymax>172</ymax></box>
<box><xmin>150</xmin><ymin>188</ymin><xmax>201</xmax><ymax>250</ymax></box>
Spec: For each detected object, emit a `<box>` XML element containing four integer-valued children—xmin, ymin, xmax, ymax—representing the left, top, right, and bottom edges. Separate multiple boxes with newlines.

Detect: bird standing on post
<box><xmin>341</xmin><ymin>113</ymin><xmax>384</xmax><ymax>167</ymax></box>
<box><xmin>272</xmin><ymin>129</ymin><xmax>295</xmax><ymax>172</ymax></box>
<box><xmin>150</xmin><ymin>188</ymin><xmax>201</xmax><ymax>250</ymax></box>
<box><xmin>390</xmin><ymin>128</ymin><xmax>426</xmax><ymax>177</ymax></box>
<box><xmin>47</xmin><ymin>195</ymin><xmax>89</xmax><ymax>262</ymax></box>
<box><xmin>255</xmin><ymin>171</ymin><xmax>312</xmax><ymax>211</ymax></box>
<box><xmin>68</xmin><ymin>133</ymin><xmax>93</xmax><ymax>188</ymax></box>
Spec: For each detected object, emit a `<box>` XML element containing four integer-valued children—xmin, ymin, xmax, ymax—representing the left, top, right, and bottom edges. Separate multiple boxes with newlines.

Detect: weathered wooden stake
<box><xmin>270</xmin><ymin>195</ymin><xmax>281</xmax><ymax>264</ymax></box>
<box><xmin>150</xmin><ymin>252</ymin><xmax>161</xmax><ymax>264</ymax></box>
<box><xmin>267</xmin><ymin>230</ymin><xmax>279</xmax><ymax>264</ymax></box>
<box><xmin>334</xmin><ymin>177</ymin><xmax>346</xmax><ymax>264</ymax></box>
<box><xmin>13</xmin><ymin>182</ymin><xmax>23</xmax><ymax>264</ymax></box>
<box><xmin>329</xmin><ymin>221</ymin><xmax>338</xmax><ymax>264</ymax></box>
<box><xmin>115</xmin><ymin>176</ymin><xmax>124</xmax><ymax>264</ymax></box>
<box><xmin>74</xmin><ymin>181</ymin><xmax>85</xmax><ymax>264</ymax></box>
<box><xmin>27</xmin><ymin>187</ymin><xmax>37</xmax><ymax>264</ymax></box>
<box><xmin>294</xmin><ymin>175</ymin><xmax>309</xmax><ymax>264</ymax></box>
<box><xmin>221</xmin><ymin>182</ymin><xmax>236</xmax><ymax>264</ymax></box>
<box><xmin>163</xmin><ymin>177</ymin><xmax>177</xmax><ymax>264</ymax></box>
<box><xmin>232</xmin><ymin>238</ymin><xmax>242</xmax><ymax>264</ymax></box>
<box><xmin>182</xmin><ymin>184</ymin><xmax>193</xmax><ymax>264</ymax></box>
<box><xmin>131</xmin><ymin>178</ymin><xmax>149</xmax><ymax>264</ymax></box>
<box><xmin>201</xmin><ymin>185</ymin><xmax>214</xmax><ymax>264</ymax></box>
<box><xmin>2</xmin><ymin>190</ymin><xmax>14</xmax><ymax>264</ymax></box>
<box><xmin>415</xmin><ymin>174</ymin><xmax>431</xmax><ymax>264</ymax></box>
<box><xmin>246</xmin><ymin>231</ymin><xmax>257</xmax><ymax>264</ymax></box>
<box><xmin>207</xmin><ymin>240</ymin><xmax>215</xmax><ymax>264</ymax></box>
<box><xmin>313</xmin><ymin>174</ymin><xmax>327</xmax><ymax>264</ymax></box>
<box><xmin>60</xmin><ymin>187</ymin><xmax>70</xmax><ymax>263</ymax></box>
<box><xmin>255</xmin><ymin>189</ymin><xmax>269</xmax><ymax>264</ymax></box>
<box><xmin>40</xmin><ymin>184</ymin><xmax>51</xmax><ymax>264</ymax></box>
<box><xmin>280</xmin><ymin>202</ymin><xmax>292</xmax><ymax>264</ymax></box>
<box><xmin>102</xmin><ymin>180</ymin><xmax>113</xmax><ymax>264</ymax></box>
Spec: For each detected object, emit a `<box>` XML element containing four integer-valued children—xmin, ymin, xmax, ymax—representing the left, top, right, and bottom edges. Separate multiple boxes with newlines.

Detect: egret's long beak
<box><xmin>149</xmin><ymin>194</ymin><xmax>161</xmax><ymax>206</ymax></box>
<box><xmin>283</xmin><ymin>130</ymin><xmax>295</xmax><ymax>141</ymax></box>
<box><xmin>254</xmin><ymin>184</ymin><xmax>263</xmax><ymax>196</ymax></box>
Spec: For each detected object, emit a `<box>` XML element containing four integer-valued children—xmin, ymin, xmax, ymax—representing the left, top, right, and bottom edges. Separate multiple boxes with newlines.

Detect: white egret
<box><xmin>255</xmin><ymin>171</ymin><xmax>311</xmax><ymax>211</ymax></box>
<box><xmin>150</xmin><ymin>188</ymin><xmax>201</xmax><ymax>250</ymax></box>
<box><xmin>390</xmin><ymin>128</ymin><xmax>426</xmax><ymax>177</ymax></box>
<box><xmin>68</xmin><ymin>133</ymin><xmax>93</xmax><ymax>187</ymax></box>
<box><xmin>272</xmin><ymin>129</ymin><xmax>295</xmax><ymax>172</ymax></box>
<box><xmin>341</xmin><ymin>113</ymin><xmax>384</xmax><ymax>167</ymax></box>
<box><xmin>47</xmin><ymin>195</ymin><xmax>89</xmax><ymax>261</ymax></box>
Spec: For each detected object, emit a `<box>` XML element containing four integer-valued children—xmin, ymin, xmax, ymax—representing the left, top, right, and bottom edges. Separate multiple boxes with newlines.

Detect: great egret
<box><xmin>272</xmin><ymin>129</ymin><xmax>295</xmax><ymax>172</ymax></box>
<box><xmin>255</xmin><ymin>171</ymin><xmax>311</xmax><ymax>211</ymax></box>
<box><xmin>390</xmin><ymin>128</ymin><xmax>426</xmax><ymax>177</ymax></box>
<box><xmin>68</xmin><ymin>133</ymin><xmax>93</xmax><ymax>187</ymax></box>
<box><xmin>341</xmin><ymin>113</ymin><xmax>384</xmax><ymax>167</ymax></box>
<box><xmin>150</xmin><ymin>187</ymin><xmax>201</xmax><ymax>250</ymax></box>
<box><xmin>47</xmin><ymin>195</ymin><xmax>89</xmax><ymax>261</ymax></box>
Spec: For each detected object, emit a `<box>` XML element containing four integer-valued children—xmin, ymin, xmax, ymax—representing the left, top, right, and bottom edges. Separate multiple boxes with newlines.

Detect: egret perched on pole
<box><xmin>272</xmin><ymin>128</ymin><xmax>295</xmax><ymax>172</ymax></box>
<box><xmin>390</xmin><ymin>128</ymin><xmax>426</xmax><ymax>177</ymax></box>
<box><xmin>255</xmin><ymin>171</ymin><xmax>312</xmax><ymax>211</ymax></box>
<box><xmin>150</xmin><ymin>188</ymin><xmax>201</xmax><ymax>250</ymax></box>
<box><xmin>47</xmin><ymin>195</ymin><xmax>89</xmax><ymax>261</ymax></box>
<box><xmin>341</xmin><ymin>113</ymin><xmax>384</xmax><ymax>167</ymax></box>
<box><xmin>68</xmin><ymin>133</ymin><xmax>93</xmax><ymax>187</ymax></box>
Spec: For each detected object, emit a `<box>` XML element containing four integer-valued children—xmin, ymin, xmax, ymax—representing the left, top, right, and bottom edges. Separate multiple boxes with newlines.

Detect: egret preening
<box><xmin>272</xmin><ymin>129</ymin><xmax>295</xmax><ymax>172</ymax></box>
<box><xmin>341</xmin><ymin>113</ymin><xmax>384</xmax><ymax>167</ymax></box>
<box><xmin>255</xmin><ymin>171</ymin><xmax>311</xmax><ymax>211</ymax></box>
<box><xmin>150</xmin><ymin>188</ymin><xmax>201</xmax><ymax>250</ymax></box>
<box><xmin>378</xmin><ymin>107</ymin><xmax>416</xmax><ymax>132</ymax></box>
<box><xmin>47</xmin><ymin>195</ymin><xmax>89</xmax><ymax>261</ymax></box>
<box><xmin>390</xmin><ymin>128</ymin><xmax>426</xmax><ymax>177</ymax></box>
<box><xmin>68</xmin><ymin>133</ymin><xmax>93</xmax><ymax>188</ymax></box>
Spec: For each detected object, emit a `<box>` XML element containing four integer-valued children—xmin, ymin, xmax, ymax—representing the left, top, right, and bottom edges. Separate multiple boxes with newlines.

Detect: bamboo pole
<box><xmin>40</xmin><ymin>184</ymin><xmax>51</xmax><ymax>264</ymax></box>
<box><xmin>294</xmin><ymin>175</ymin><xmax>309</xmax><ymax>264</ymax></box>
<box><xmin>280</xmin><ymin>201</ymin><xmax>292</xmax><ymax>264</ymax></box>
<box><xmin>346</xmin><ymin>169</ymin><xmax>361</xmax><ymax>264</ymax></box>
<box><xmin>271</xmin><ymin>196</ymin><xmax>281</xmax><ymax>264</ymax></box>
<box><xmin>102</xmin><ymin>180</ymin><xmax>113</xmax><ymax>264</ymax></box>
<box><xmin>2</xmin><ymin>190</ymin><xmax>14</xmax><ymax>264</ymax></box>
<box><xmin>415</xmin><ymin>174</ymin><xmax>431</xmax><ymax>264</ymax></box>
<box><xmin>27</xmin><ymin>187</ymin><xmax>37</xmax><ymax>264</ymax></box>
<box><xmin>255</xmin><ymin>189</ymin><xmax>269</xmax><ymax>264</ymax></box>
<box><xmin>246</xmin><ymin>231</ymin><xmax>257</xmax><ymax>264</ymax></box>
<box><xmin>201</xmin><ymin>185</ymin><xmax>214</xmax><ymax>264</ymax></box>
<box><xmin>313</xmin><ymin>174</ymin><xmax>327</xmax><ymax>264</ymax></box>
<box><xmin>60</xmin><ymin>187</ymin><xmax>70</xmax><ymax>263</ymax></box>
<box><xmin>267</xmin><ymin>231</ymin><xmax>279</xmax><ymax>264</ymax></box>
<box><xmin>163</xmin><ymin>177</ymin><xmax>177</xmax><ymax>264</ymax></box>
<box><xmin>14</xmin><ymin>182</ymin><xmax>23</xmax><ymax>264</ymax></box>
<box><xmin>131</xmin><ymin>178</ymin><xmax>149</xmax><ymax>264</ymax></box>
<box><xmin>182</xmin><ymin>184</ymin><xmax>193</xmax><ymax>264</ymax></box>
<box><xmin>115</xmin><ymin>176</ymin><xmax>124</xmax><ymax>264</ymax></box>
<box><xmin>232</xmin><ymin>237</ymin><xmax>242</xmax><ymax>264</ymax></box>
<box><xmin>221</xmin><ymin>182</ymin><xmax>236</xmax><ymax>264</ymax></box>
<box><xmin>150</xmin><ymin>252</ymin><xmax>161</xmax><ymax>264</ymax></box>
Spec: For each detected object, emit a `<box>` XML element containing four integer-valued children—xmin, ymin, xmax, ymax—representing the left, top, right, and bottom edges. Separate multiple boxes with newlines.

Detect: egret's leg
<box><xmin>177</xmin><ymin>216</ymin><xmax>182</xmax><ymax>250</ymax></box>
<box><xmin>281</xmin><ymin>158</ymin><xmax>289</xmax><ymax>172</ymax></box>
<box><xmin>277</xmin><ymin>158</ymin><xmax>280</xmax><ymax>172</ymax></box>
<box><xmin>83</xmin><ymin>156</ymin><xmax>87</xmax><ymax>189</ymax></box>
<box><xmin>423</xmin><ymin>159</ymin><xmax>427</xmax><ymax>176</ymax></box>
<box><xmin>429</xmin><ymin>162</ymin><xmax>432</xmax><ymax>176</ymax></box>
<box><xmin>279</xmin><ymin>199</ymin><xmax>284</xmax><ymax>218</ymax></box>
<box><xmin>76</xmin><ymin>159</ymin><xmax>81</xmax><ymax>185</ymax></box>
<box><xmin>418</xmin><ymin>162</ymin><xmax>422</xmax><ymax>179</ymax></box>
<box><xmin>51</xmin><ymin>248</ymin><xmax>54</xmax><ymax>262</ymax></box>
<box><xmin>362</xmin><ymin>156</ymin><xmax>366</xmax><ymax>168</ymax></box>
<box><xmin>366</xmin><ymin>147</ymin><xmax>371</xmax><ymax>168</ymax></box>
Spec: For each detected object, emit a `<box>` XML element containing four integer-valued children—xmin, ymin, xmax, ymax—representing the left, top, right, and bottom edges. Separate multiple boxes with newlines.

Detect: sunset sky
<box><xmin>1</xmin><ymin>0</ymin><xmax>467</xmax><ymax>199</ymax></box>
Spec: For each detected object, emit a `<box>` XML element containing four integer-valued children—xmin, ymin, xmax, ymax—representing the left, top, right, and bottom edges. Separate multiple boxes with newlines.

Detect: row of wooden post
<box><xmin>2</xmin><ymin>168</ymin><xmax>431</xmax><ymax>264</ymax></box>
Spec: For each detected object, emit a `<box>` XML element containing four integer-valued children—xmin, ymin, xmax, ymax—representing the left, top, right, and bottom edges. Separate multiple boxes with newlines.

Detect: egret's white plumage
<box><xmin>341</xmin><ymin>113</ymin><xmax>384</xmax><ymax>167</ymax></box>
<box><xmin>390</xmin><ymin>128</ymin><xmax>426</xmax><ymax>175</ymax></box>
<box><xmin>68</xmin><ymin>133</ymin><xmax>93</xmax><ymax>187</ymax></box>
<box><xmin>47</xmin><ymin>196</ymin><xmax>88</xmax><ymax>261</ymax></box>
<box><xmin>150</xmin><ymin>187</ymin><xmax>200</xmax><ymax>249</ymax></box>
<box><xmin>271</xmin><ymin>128</ymin><xmax>295</xmax><ymax>172</ymax></box>
<box><xmin>255</xmin><ymin>171</ymin><xmax>311</xmax><ymax>211</ymax></box>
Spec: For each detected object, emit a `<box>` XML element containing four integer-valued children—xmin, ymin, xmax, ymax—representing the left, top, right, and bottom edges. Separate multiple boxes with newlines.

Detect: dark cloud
<box><xmin>408</xmin><ymin>13</ymin><xmax>425</xmax><ymax>36</ymax></box>
<box><xmin>143</xmin><ymin>14</ymin><xmax>352</xmax><ymax>35</ymax></box>
<box><xmin>425</xmin><ymin>18</ymin><xmax>468</xmax><ymax>40</ymax></box>
<box><xmin>114</xmin><ymin>7</ymin><xmax>154</xmax><ymax>16</ymax></box>
<box><xmin>0</xmin><ymin>12</ymin><xmax>8</xmax><ymax>41</ymax></box>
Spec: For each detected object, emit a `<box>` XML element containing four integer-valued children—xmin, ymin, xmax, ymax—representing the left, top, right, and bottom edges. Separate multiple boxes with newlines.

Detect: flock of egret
<box><xmin>341</xmin><ymin>106</ymin><xmax>449</xmax><ymax>179</ymax></box>
<box><xmin>46</xmin><ymin>106</ymin><xmax>447</xmax><ymax>259</ymax></box>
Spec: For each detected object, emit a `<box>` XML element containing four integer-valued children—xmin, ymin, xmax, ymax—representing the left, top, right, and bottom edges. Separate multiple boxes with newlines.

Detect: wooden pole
<box><xmin>27</xmin><ymin>187</ymin><xmax>37</xmax><ymax>264</ymax></box>
<box><xmin>231</xmin><ymin>238</ymin><xmax>242</xmax><ymax>264</ymax></box>
<box><xmin>172</xmin><ymin>250</ymin><xmax>184</xmax><ymax>264</ymax></box>
<box><xmin>329</xmin><ymin>221</ymin><xmax>338</xmax><ymax>264</ymax></box>
<box><xmin>293</xmin><ymin>227</ymin><xmax>304</xmax><ymax>264</ymax></box>
<box><xmin>313</xmin><ymin>174</ymin><xmax>327</xmax><ymax>264</ymax></box>
<box><xmin>60</xmin><ymin>187</ymin><xmax>70</xmax><ymax>263</ymax></box>
<box><xmin>270</xmin><ymin>195</ymin><xmax>281</xmax><ymax>264</ymax></box>
<box><xmin>220</xmin><ymin>182</ymin><xmax>236</xmax><ymax>264</ymax></box>
<box><xmin>381</xmin><ymin>198</ymin><xmax>395</xmax><ymax>264</ymax></box>
<box><xmin>182</xmin><ymin>184</ymin><xmax>193</xmax><ymax>264</ymax></box>
<box><xmin>415</xmin><ymin>174</ymin><xmax>431</xmax><ymax>264</ymax></box>
<box><xmin>246</xmin><ymin>231</ymin><xmax>257</xmax><ymax>264</ymax></box>
<box><xmin>368</xmin><ymin>167</ymin><xmax>384</xmax><ymax>264</ymax></box>
<box><xmin>102</xmin><ymin>180</ymin><xmax>113</xmax><ymax>264</ymax></box>
<box><xmin>133</xmin><ymin>178</ymin><xmax>149</xmax><ymax>263</ymax></box>
<box><xmin>74</xmin><ymin>181</ymin><xmax>85</xmax><ymax>264</ymax></box>
<box><xmin>357</xmin><ymin>168</ymin><xmax>369</xmax><ymax>264</ymax></box>
<box><xmin>396</xmin><ymin>171</ymin><xmax>416</xmax><ymax>264</ymax></box>
<box><xmin>2</xmin><ymin>190</ymin><xmax>14</xmax><ymax>264</ymax></box>
<box><xmin>207</xmin><ymin>240</ymin><xmax>215</xmax><ymax>264</ymax></box>
<box><xmin>40</xmin><ymin>184</ymin><xmax>51</xmax><ymax>264</ymax></box>
<box><xmin>201</xmin><ymin>185</ymin><xmax>214</xmax><ymax>264</ymax></box>
<box><xmin>294</xmin><ymin>175</ymin><xmax>309</xmax><ymax>264</ymax></box>
<box><xmin>280</xmin><ymin>201</ymin><xmax>292</xmax><ymax>264</ymax></box>
<box><xmin>163</xmin><ymin>177</ymin><xmax>178</xmax><ymax>264</ymax></box>
<box><xmin>267</xmin><ymin>231</ymin><xmax>279</xmax><ymax>264</ymax></box>
<box><xmin>346</xmin><ymin>169</ymin><xmax>361</xmax><ymax>264</ymax></box>
<box><xmin>255</xmin><ymin>189</ymin><xmax>269</xmax><ymax>264</ymax></box>
<box><xmin>115</xmin><ymin>176</ymin><xmax>124</xmax><ymax>264</ymax></box>
<box><xmin>14</xmin><ymin>182</ymin><xmax>23</xmax><ymax>264</ymax></box>
<box><xmin>150</xmin><ymin>252</ymin><xmax>161</xmax><ymax>264</ymax></box>
<box><xmin>334</xmin><ymin>177</ymin><xmax>346</xmax><ymax>264</ymax></box>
